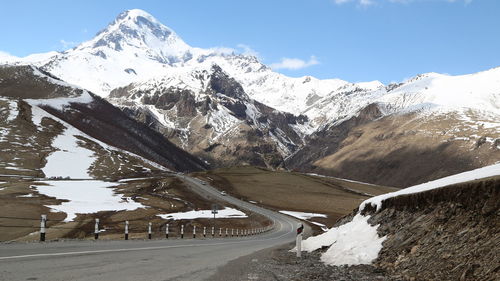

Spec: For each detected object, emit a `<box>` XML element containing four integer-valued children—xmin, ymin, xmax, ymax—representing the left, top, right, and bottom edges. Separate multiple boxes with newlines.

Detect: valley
<box><xmin>0</xmin><ymin>6</ymin><xmax>498</xmax><ymax>281</ymax></box>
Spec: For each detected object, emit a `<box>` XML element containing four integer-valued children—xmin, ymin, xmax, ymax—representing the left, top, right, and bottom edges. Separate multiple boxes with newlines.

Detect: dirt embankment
<box><xmin>356</xmin><ymin>176</ymin><xmax>500</xmax><ymax>281</ymax></box>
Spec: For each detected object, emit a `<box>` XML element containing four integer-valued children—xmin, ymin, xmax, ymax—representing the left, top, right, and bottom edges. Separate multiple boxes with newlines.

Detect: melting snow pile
<box><xmin>299</xmin><ymin>214</ymin><xmax>386</xmax><ymax>266</ymax></box>
<box><xmin>157</xmin><ymin>207</ymin><xmax>247</xmax><ymax>220</ymax></box>
<box><xmin>33</xmin><ymin>180</ymin><xmax>145</xmax><ymax>222</ymax></box>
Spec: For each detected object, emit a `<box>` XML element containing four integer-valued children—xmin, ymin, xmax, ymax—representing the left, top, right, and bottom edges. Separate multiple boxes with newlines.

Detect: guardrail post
<box><xmin>40</xmin><ymin>215</ymin><xmax>47</xmax><ymax>242</ymax></box>
<box><xmin>231</xmin><ymin>228</ymin><xmax>234</xmax><ymax>237</ymax></box>
<box><xmin>236</xmin><ymin>229</ymin><xmax>239</xmax><ymax>237</ymax></box>
<box><xmin>125</xmin><ymin>221</ymin><xmax>129</xmax><ymax>240</ymax></box>
<box><xmin>225</xmin><ymin>228</ymin><xmax>228</xmax><ymax>237</ymax></box>
<box><xmin>219</xmin><ymin>227</ymin><xmax>222</xmax><ymax>237</ymax></box>
<box><xmin>148</xmin><ymin>222</ymin><xmax>152</xmax><ymax>239</ymax></box>
<box><xmin>181</xmin><ymin>224</ymin><xmax>184</xmax><ymax>239</ymax></box>
<box><xmin>211</xmin><ymin>226</ymin><xmax>214</xmax><ymax>238</ymax></box>
<box><xmin>193</xmin><ymin>225</ymin><xmax>196</xmax><ymax>239</ymax></box>
<box><xmin>94</xmin><ymin>218</ymin><xmax>99</xmax><ymax>240</ymax></box>
<box><xmin>203</xmin><ymin>226</ymin><xmax>206</xmax><ymax>238</ymax></box>
<box><xmin>165</xmin><ymin>223</ymin><xmax>169</xmax><ymax>239</ymax></box>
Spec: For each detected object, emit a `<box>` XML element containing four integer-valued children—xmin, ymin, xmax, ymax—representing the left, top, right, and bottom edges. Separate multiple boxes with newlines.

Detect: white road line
<box><xmin>0</xmin><ymin>218</ymin><xmax>294</xmax><ymax>261</ymax></box>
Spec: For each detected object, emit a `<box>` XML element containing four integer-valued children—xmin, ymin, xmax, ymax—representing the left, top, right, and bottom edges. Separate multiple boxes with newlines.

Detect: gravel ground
<box><xmin>208</xmin><ymin>243</ymin><xmax>397</xmax><ymax>281</ymax></box>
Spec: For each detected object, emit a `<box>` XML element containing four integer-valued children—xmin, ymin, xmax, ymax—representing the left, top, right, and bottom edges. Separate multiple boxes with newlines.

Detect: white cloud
<box><xmin>60</xmin><ymin>39</ymin><xmax>78</xmax><ymax>49</ymax></box>
<box><xmin>237</xmin><ymin>44</ymin><xmax>260</xmax><ymax>58</ymax></box>
<box><xmin>270</xmin><ymin>56</ymin><xmax>320</xmax><ymax>71</ymax></box>
<box><xmin>208</xmin><ymin>47</ymin><xmax>236</xmax><ymax>55</ymax></box>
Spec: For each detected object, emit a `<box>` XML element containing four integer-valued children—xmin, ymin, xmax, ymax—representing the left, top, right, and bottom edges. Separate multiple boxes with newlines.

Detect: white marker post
<box><xmin>225</xmin><ymin>228</ymin><xmax>228</xmax><ymax>237</ymax></box>
<box><xmin>94</xmin><ymin>218</ymin><xmax>100</xmax><ymax>240</ymax></box>
<box><xmin>296</xmin><ymin>223</ymin><xmax>304</xmax><ymax>258</ymax></box>
<box><xmin>231</xmin><ymin>228</ymin><xmax>234</xmax><ymax>237</ymax></box>
<box><xmin>211</xmin><ymin>226</ymin><xmax>214</xmax><ymax>238</ymax></box>
<box><xmin>181</xmin><ymin>224</ymin><xmax>184</xmax><ymax>239</ymax></box>
<box><xmin>203</xmin><ymin>226</ymin><xmax>206</xmax><ymax>238</ymax></box>
<box><xmin>219</xmin><ymin>228</ymin><xmax>222</xmax><ymax>237</ymax></box>
<box><xmin>236</xmin><ymin>229</ymin><xmax>239</xmax><ymax>237</ymax></box>
<box><xmin>148</xmin><ymin>222</ymin><xmax>152</xmax><ymax>239</ymax></box>
<box><xmin>165</xmin><ymin>223</ymin><xmax>169</xmax><ymax>239</ymax></box>
<box><xmin>125</xmin><ymin>221</ymin><xmax>129</xmax><ymax>240</ymax></box>
<box><xmin>193</xmin><ymin>225</ymin><xmax>196</xmax><ymax>239</ymax></box>
<box><xmin>40</xmin><ymin>215</ymin><xmax>47</xmax><ymax>242</ymax></box>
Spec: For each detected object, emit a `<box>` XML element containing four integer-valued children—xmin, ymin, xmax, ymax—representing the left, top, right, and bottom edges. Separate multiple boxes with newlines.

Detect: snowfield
<box><xmin>33</xmin><ymin>180</ymin><xmax>145</xmax><ymax>222</ymax></box>
<box><xmin>157</xmin><ymin>207</ymin><xmax>247</xmax><ymax>220</ymax></box>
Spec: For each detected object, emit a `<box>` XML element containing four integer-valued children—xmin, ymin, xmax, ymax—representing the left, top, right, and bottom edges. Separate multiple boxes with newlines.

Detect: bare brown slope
<box><xmin>287</xmin><ymin>106</ymin><xmax>500</xmax><ymax>188</ymax></box>
<box><xmin>354</xmin><ymin>176</ymin><xmax>500</xmax><ymax>281</ymax></box>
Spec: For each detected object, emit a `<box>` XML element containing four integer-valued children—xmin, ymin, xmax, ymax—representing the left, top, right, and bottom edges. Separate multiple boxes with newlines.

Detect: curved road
<box><xmin>0</xmin><ymin>175</ymin><xmax>303</xmax><ymax>281</ymax></box>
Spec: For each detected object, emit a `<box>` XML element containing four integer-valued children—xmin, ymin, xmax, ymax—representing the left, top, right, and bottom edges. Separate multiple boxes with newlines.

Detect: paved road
<box><xmin>0</xmin><ymin>175</ymin><xmax>303</xmax><ymax>281</ymax></box>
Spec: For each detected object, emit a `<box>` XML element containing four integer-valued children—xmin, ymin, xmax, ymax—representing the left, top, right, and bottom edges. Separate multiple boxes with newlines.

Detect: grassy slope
<box><xmin>192</xmin><ymin>166</ymin><xmax>397</xmax><ymax>232</ymax></box>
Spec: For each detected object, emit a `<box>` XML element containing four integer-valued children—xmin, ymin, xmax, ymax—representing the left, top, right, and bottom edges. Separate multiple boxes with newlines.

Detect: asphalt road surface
<box><xmin>0</xmin><ymin>175</ymin><xmax>303</xmax><ymax>281</ymax></box>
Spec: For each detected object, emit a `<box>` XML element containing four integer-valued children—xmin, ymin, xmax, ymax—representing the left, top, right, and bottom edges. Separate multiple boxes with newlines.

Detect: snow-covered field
<box><xmin>157</xmin><ymin>207</ymin><xmax>247</xmax><ymax>220</ymax></box>
<box><xmin>33</xmin><ymin>180</ymin><xmax>145</xmax><ymax>222</ymax></box>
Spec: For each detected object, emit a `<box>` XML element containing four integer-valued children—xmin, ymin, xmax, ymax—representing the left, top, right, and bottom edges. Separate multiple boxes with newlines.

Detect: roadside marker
<box><xmin>40</xmin><ymin>215</ymin><xmax>46</xmax><ymax>242</ymax></box>
<box><xmin>94</xmin><ymin>218</ymin><xmax>99</xmax><ymax>240</ymax></box>
<box><xmin>296</xmin><ymin>223</ymin><xmax>304</xmax><ymax>258</ymax></box>
<box><xmin>125</xmin><ymin>221</ymin><xmax>129</xmax><ymax>240</ymax></box>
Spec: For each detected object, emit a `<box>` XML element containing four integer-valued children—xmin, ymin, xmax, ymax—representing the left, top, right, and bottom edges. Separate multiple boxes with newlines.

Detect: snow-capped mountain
<box><xmin>2</xmin><ymin>9</ymin><xmax>499</xmax><ymax>185</ymax></box>
<box><xmin>109</xmin><ymin>64</ymin><xmax>306</xmax><ymax>167</ymax></box>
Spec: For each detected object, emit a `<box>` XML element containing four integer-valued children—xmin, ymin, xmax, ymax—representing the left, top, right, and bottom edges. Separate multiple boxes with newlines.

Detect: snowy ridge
<box><xmin>359</xmin><ymin>163</ymin><xmax>500</xmax><ymax>212</ymax></box>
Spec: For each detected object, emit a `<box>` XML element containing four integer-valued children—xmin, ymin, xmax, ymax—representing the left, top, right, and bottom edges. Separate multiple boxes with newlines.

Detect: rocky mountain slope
<box><xmin>0</xmin><ymin>64</ymin><xmax>206</xmax><ymax>178</ymax></box>
<box><xmin>108</xmin><ymin>64</ymin><xmax>307</xmax><ymax>167</ymax></box>
<box><xmin>2</xmin><ymin>9</ymin><xmax>499</xmax><ymax>186</ymax></box>
<box><xmin>286</xmin><ymin>68</ymin><xmax>500</xmax><ymax>187</ymax></box>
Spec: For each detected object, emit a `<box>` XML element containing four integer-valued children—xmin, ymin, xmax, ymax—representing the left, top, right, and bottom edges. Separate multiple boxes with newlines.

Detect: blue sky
<box><xmin>1</xmin><ymin>0</ymin><xmax>499</xmax><ymax>83</ymax></box>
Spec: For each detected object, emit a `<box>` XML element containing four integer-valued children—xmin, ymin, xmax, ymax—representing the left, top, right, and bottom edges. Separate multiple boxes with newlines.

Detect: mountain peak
<box><xmin>78</xmin><ymin>9</ymin><xmax>191</xmax><ymax>60</ymax></box>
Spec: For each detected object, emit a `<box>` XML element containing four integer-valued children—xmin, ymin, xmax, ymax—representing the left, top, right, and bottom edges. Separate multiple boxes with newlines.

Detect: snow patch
<box><xmin>279</xmin><ymin>210</ymin><xmax>327</xmax><ymax>220</ymax></box>
<box><xmin>157</xmin><ymin>207</ymin><xmax>247</xmax><ymax>220</ymax></box>
<box><xmin>299</xmin><ymin>214</ymin><xmax>386</xmax><ymax>266</ymax></box>
<box><xmin>33</xmin><ymin>180</ymin><xmax>145</xmax><ymax>222</ymax></box>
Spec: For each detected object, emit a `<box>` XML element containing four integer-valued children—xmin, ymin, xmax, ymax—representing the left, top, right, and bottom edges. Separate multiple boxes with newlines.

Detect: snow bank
<box><xmin>33</xmin><ymin>180</ymin><xmax>145</xmax><ymax>222</ymax></box>
<box><xmin>279</xmin><ymin>210</ymin><xmax>327</xmax><ymax>220</ymax></box>
<box><xmin>157</xmin><ymin>207</ymin><xmax>247</xmax><ymax>220</ymax></box>
<box><xmin>299</xmin><ymin>214</ymin><xmax>386</xmax><ymax>266</ymax></box>
<box><xmin>360</xmin><ymin>163</ymin><xmax>500</xmax><ymax>212</ymax></box>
